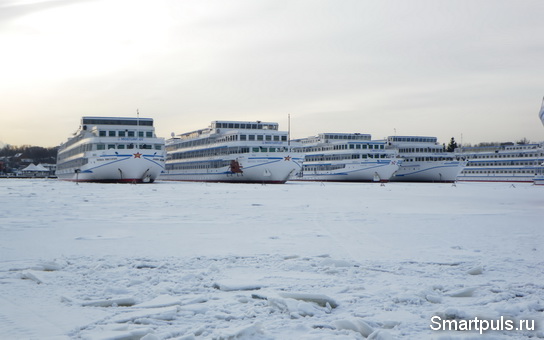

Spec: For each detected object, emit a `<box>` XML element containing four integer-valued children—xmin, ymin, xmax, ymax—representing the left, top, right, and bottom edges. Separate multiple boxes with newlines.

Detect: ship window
<box><xmin>228</xmin><ymin>123</ymin><xmax>234</xmax><ymax>128</ymax></box>
<box><xmin>99</xmin><ymin>131</ymin><xmax>107</xmax><ymax>137</ymax></box>
<box><xmin>265</xmin><ymin>135</ymin><xmax>271</xmax><ymax>141</ymax></box>
<box><xmin>269</xmin><ymin>147</ymin><xmax>276</xmax><ymax>152</ymax></box>
<box><xmin>240</xmin><ymin>135</ymin><xmax>247</xmax><ymax>141</ymax></box>
<box><xmin>119</xmin><ymin>131</ymin><xmax>126</xmax><ymax>137</ymax></box>
<box><xmin>249</xmin><ymin>135</ymin><xmax>255</xmax><ymax>141</ymax></box>
<box><xmin>138</xmin><ymin>131</ymin><xmax>144</xmax><ymax>137</ymax></box>
<box><xmin>234</xmin><ymin>123</ymin><xmax>240</xmax><ymax>128</ymax></box>
<box><xmin>240</xmin><ymin>124</ymin><xmax>246</xmax><ymax>129</ymax></box>
<box><xmin>127</xmin><ymin>144</ymin><xmax>134</xmax><ymax>149</ymax></box>
<box><xmin>258</xmin><ymin>135</ymin><xmax>264</xmax><ymax>141</ymax></box>
<box><xmin>109</xmin><ymin>131</ymin><xmax>116</xmax><ymax>137</ymax></box>
<box><xmin>252</xmin><ymin>147</ymin><xmax>259</xmax><ymax>152</ymax></box>
<box><xmin>118</xmin><ymin>145</ymin><xmax>125</xmax><ymax>149</ymax></box>
<box><xmin>155</xmin><ymin>145</ymin><xmax>162</xmax><ymax>150</ymax></box>
<box><xmin>282</xmin><ymin>136</ymin><xmax>287</xmax><ymax>141</ymax></box>
<box><xmin>128</xmin><ymin>131</ymin><xmax>135</xmax><ymax>137</ymax></box>
<box><xmin>97</xmin><ymin>144</ymin><xmax>105</xmax><ymax>150</ymax></box>
<box><xmin>146</xmin><ymin>131</ymin><xmax>153</xmax><ymax>138</ymax></box>
<box><xmin>108</xmin><ymin>144</ymin><xmax>115</xmax><ymax>149</ymax></box>
<box><xmin>274</xmin><ymin>136</ymin><xmax>280</xmax><ymax>141</ymax></box>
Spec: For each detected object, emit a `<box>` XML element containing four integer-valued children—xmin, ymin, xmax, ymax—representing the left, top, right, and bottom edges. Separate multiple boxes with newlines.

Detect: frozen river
<box><xmin>0</xmin><ymin>179</ymin><xmax>542</xmax><ymax>339</ymax></box>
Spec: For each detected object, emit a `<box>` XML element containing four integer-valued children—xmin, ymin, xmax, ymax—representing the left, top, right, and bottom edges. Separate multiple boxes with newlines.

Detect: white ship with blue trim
<box><xmin>291</xmin><ymin>133</ymin><xmax>402</xmax><ymax>182</ymax></box>
<box><xmin>534</xmin><ymin>163</ymin><xmax>544</xmax><ymax>186</ymax></box>
<box><xmin>457</xmin><ymin>100</ymin><xmax>544</xmax><ymax>183</ymax></box>
<box><xmin>387</xmin><ymin>136</ymin><xmax>466</xmax><ymax>182</ymax></box>
<box><xmin>55</xmin><ymin>116</ymin><xmax>165</xmax><ymax>183</ymax></box>
<box><xmin>456</xmin><ymin>142</ymin><xmax>544</xmax><ymax>183</ymax></box>
<box><xmin>161</xmin><ymin>120</ymin><xmax>301</xmax><ymax>183</ymax></box>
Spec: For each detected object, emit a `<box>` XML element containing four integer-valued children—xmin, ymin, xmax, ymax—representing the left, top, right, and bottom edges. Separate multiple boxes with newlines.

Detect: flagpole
<box><xmin>288</xmin><ymin>114</ymin><xmax>291</xmax><ymax>148</ymax></box>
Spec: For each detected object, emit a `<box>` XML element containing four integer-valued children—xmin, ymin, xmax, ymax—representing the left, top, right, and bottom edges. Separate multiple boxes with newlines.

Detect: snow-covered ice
<box><xmin>0</xmin><ymin>179</ymin><xmax>542</xmax><ymax>339</ymax></box>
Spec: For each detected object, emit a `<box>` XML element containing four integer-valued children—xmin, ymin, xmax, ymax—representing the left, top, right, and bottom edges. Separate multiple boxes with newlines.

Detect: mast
<box><xmin>288</xmin><ymin>114</ymin><xmax>291</xmax><ymax>147</ymax></box>
<box><xmin>137</xmin><ymin>109</ymin><xmax>140</xmax><ymax>139</ymax></box>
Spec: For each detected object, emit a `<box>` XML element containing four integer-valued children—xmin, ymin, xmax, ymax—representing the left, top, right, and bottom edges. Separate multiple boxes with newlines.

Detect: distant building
<box><xmin>19</xmin><ymin>163</ymin><xmax>50</xmax><ymax>177</ymax></box>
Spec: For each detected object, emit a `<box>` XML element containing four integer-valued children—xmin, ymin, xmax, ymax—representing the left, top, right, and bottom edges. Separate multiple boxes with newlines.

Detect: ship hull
<box><xmin>391</xmin><ymin>161</ymin><xmax>466</xmax><ymax>182</ymax></box>
<box><xmin>161</xmin><ymin>153</ymin><xmax>301</xmax><ymax>184</ymax></box>
<box><xmin>56</xmin><ymin>151</ymin><xmax>165</xmax><ymax>183</ymax></box>
<box><xmin>457</xmin><ymin>175</ymin><xmax>535</xmax><ymax>183</ymax></box>
<box><xmin>292</xmin><ymin>160</ymin><xmax>400</xmax><ymax>182</ymax></box>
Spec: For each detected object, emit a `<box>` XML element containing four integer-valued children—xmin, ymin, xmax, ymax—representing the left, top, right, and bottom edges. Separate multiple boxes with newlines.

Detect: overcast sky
<box><xmin>1</xmin><ymin>0</ymin><xmax>543</xmax><ymax>147</ymax></box>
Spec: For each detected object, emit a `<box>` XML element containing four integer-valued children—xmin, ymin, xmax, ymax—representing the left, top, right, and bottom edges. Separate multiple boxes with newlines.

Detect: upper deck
<box><xmin>456</xmin><ymin>143</ymin><xmax>544</xmax><ymax>160</ymax></box>
<box><xmin>166</xmin><ymin>120</ymin><xmax>289</xmax><ymax>152</ymax></box>
<box><xmin>82</xmin><ymin>116</ymin><xmax>154</xmax><ymax>127</ymax></box>
<box><xmin>211</xmin><ymin>120</ymin><xmax>278</xmax><ymax>131</ymax></box>
<box><xmin>174</xmin><ymin>120</ymin><xmax>281</xmax><ymax>141</ymax></box>
<box><xmin>387</xmin><ymin>136</ymin><xmax>438</xmax><ymax>144</ymax></box>
<box><xmin>295</xmin><ymin>133</ymin><xmax>371</xmax><ymax>146</ymax></box>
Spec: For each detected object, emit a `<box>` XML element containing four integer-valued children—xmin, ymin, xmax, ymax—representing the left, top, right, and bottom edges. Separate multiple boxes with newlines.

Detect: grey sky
<box><xmin>1</xmin><ymin>0</ymin><xmax>543</xmax><ymax>147</ymax></box>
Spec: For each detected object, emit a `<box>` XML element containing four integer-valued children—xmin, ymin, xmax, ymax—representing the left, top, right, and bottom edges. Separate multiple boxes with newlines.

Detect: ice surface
<box><xmin>0</xmin><ymin>179</ymin><xmax>543</xmax><ymax>339</ymax></box>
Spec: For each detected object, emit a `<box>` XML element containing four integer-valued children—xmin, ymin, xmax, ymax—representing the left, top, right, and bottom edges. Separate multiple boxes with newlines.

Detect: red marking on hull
<box><xmin>60</xmin><ymin>178</ymin><xmax>155</xmax><ymax>184</ymax></box>
<box><xmin>457</xmin><ymin>179</ymin><xmax>532</xmax><ymax>183</ymax></box>
<box><xmin>160</xmin><ymin>179</ymin><xmax>287</xmax><ymax>184</ymax></box>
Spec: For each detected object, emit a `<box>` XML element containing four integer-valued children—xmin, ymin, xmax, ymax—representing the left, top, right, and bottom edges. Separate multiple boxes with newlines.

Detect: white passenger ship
<box><xmin>535</xmin><ymin>98</ymin><xmax>544</xmax><ymax>185</ymax></box>
<box><xmin>534</xmin><ymin>163</ymin><xmax>544</xmax><ymax>186</ymax></box>
<box><xmin>456</xmin><ymin>142</ymin><xmax>544</xmax><ymax>183</ymax></box>
<box><xmin>291</xmin><ymin>133</ymin><xmax>402</xmax><ymax>182</ymax></box>
<box><xmin>161</xmin><ymin>120</ymin><xmax>301</xmax><ymax>183</ymax></box>
<box><xmin>56</xmin><ymin>116</ymin><xmax>166</xmax><ymax>183</ymax></box>
<box><xmin>386</xmin><ymin>136</ymin><xmax>466</xmax><ymax>182</ymax></box>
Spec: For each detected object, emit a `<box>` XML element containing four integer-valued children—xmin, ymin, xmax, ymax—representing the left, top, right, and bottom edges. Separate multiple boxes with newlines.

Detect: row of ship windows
<box><xmin>322</xmin><ymin>134</ymin><xmax>370</xmax><ymax>140</ymax></box>
<box><xmin>240</xmin><ymin>135</ymin><xmax>286</xmax><ymax>142</ymax></box>
<box><xmin>98</xmin><ymin>130</ymin><xmax>154</xmax><ymax>138</ymax></box>
<box><xmin>97</xmin><ymin>144</ymin><xmax>163</xmax><ymax>151</ymax></box>
<box><xmin>463</xmin><ymin>170</ymin><xmax>536</xmax><ymax>174</ymax></box>
<box><xmin>167</xmin><ymin>134</ymin><xmax>287</xmax><ymax>151</ymax></box>
<box><xmin>168</xmin><ymin>146</ymin><xmax>289</xmax><ymax>160</ymax></box>
<box><xmin>467</xmin><ymin>161</ymin><xmax>542</xmax><ymax>166</ymax></box>
<box><xmin>468</xmin><ymin>153</ymin><xmax>543</xmax><ymax>159</ymax></box>
<box><xmin>212</xmin><ymin>122</ymin><xmax>278</xmax><ymax>130</ymax></box>
<box><xmin>305</xmin><ymin>154</ymin><xmax>393</xmax><ymax>162</ymax></box>
<box><xmin>404</xmin><ymin>157</ymin><xmax>456</xmax><ymax>162</ymax></box>
<box><xmin>399</xmin><ymin>148</ymin><xmax>443</xmax><ymax>153</ymax></box>
<box><xmin>389</xmin><ymin>137</ymin><xmax>437</xmax><ymax>143</ymax></box>
<box><xmin>59</xmin><ymin>143</ymin><xmax>163</xmax><ymax>161</ymax></box>
<box><xmin>297</xmin><ymin>144</ymin><xmax>385</xmax><ymax>152</ymax></box>
<box><xmin>58</xmin><ymin>144</ymin><xmax>93</xmax><ymax>161</ymax></box>
<box><xmin>302</xmin><ymin>164</ymin><xmax>346</xmax><ymax>171</ymax></box>
<box><xmin>56</xmin><ymin>157</ymin><xmax>88</xmax><ymax>170</ymax></box>
<box><xmin>166</xmin><ymin>160</ymin><xmax>231</xmax><ymax>170</ymax></box>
